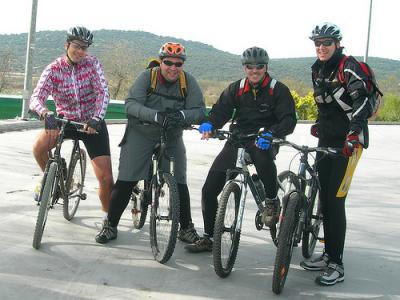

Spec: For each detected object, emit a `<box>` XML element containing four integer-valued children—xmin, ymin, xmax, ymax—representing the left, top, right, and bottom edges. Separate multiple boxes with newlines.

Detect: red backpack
<box><xmin>338</xmin><ymin>55</ymin><xmax>383</xmax><ymax>119</ymax></box>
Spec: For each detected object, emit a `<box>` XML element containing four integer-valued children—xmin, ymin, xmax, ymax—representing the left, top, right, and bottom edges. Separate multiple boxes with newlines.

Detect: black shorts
<box><xmin>64</xmin><ymin>120</ymin><xmax>111</xmax><ymax>160</ymax></box>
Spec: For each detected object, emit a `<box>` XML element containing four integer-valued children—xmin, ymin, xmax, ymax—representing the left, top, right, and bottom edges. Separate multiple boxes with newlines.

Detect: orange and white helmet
<box><xmin>159</xmin><ymin>42</ymin><xmax>186</xmax><ymax>61</ymax></box>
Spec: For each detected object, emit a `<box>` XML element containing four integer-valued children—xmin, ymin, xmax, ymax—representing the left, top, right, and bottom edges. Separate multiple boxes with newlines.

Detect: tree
<box><xmin>101</xmin><ymin>41</ymin><xmax>142</xmax><ymax>100</ymax></box>
<box><xmin>0</xmin><ymin>49</ymin><xmax>13</xmax><ymax>93</ymax></box>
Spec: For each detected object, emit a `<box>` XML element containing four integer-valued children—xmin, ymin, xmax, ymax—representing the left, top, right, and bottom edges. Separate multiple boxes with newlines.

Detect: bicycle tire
<box><xmin>149</xmin><ymin>173</ymin><xmax>180</xmax><ymax>264</ymax></box>
<box><xmin>32</xmin><ymin>162</ymin><xmax>58</xmax><ymax>249</ymax></box>
<box><xmin>302</xmin><ymin>186</ymin><xmax>322</xmax><ymax>258</ymax></box>
<box><xmin>272</xmin><ymin>191</ymin><xmax>300</xmax><ymax>295</ymax></box>
<box><xmin>63</xmin><ymin>149</ymin><xmax>87</xmax><ymax>221</ymax></box>
<box><xmin>213</xmin><ymin>181</ymin><xmax>241</xmax><ymax>278</ymax></box>
<box><xmin>271</xmin><ymin>171</ymin><xmax>300</xmax><ymax>247</ymax></box>
<box><xmin>131</xmin><ymin>180</ymin><xmax>151</xmax><ymax>229</ymax></box>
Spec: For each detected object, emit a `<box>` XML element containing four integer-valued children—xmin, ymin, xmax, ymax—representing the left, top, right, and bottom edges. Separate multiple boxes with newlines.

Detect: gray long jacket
<box><xmin>117</xmin><ymin>68</ymin><xmax>205</xmax><ymax>183</ymax></box>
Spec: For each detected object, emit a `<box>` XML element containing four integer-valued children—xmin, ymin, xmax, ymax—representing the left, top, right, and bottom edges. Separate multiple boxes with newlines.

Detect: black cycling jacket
<box><xmin>206</xmin><ymin>74</ymin><xmax>297</xmax><ymax>138</ymax></box>
<box><xmin>311</xmin><ymin>48</ymin><xmax>370</xmax><ymax>148</ymax></box>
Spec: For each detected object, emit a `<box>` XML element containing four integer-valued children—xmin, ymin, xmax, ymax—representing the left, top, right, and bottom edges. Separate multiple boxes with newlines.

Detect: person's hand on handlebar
<box><xmin>199</xmin><ymin>122</ymin><xmax>213</xmax><ymax>140</ymax></box>
<box><xmin>255</xmin><ymin>131</ymin><xmax>273</xmax><ymax>150</ymax></box>
<box><xmin>44</xmin><ymin>111</ymin><xmax>59</xmax><ymax>139</ymax></box>
<box><xmin>84</xmin><ymin>118</ymin><xmax>101</xmax><ymax>134</ymax></box>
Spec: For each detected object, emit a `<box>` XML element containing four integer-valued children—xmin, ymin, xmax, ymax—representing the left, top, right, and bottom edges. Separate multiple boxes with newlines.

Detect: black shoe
<box><xmin>178</xmin><ymin>223</ymin><xmax>200</xmax><ymax>243</ymax></box>
<box><xmin>185</xmin><ymin>237</ymin><xmax>213</xmax><ymax>253</ymax></box>
<box><xmin>95</xmin><ymin>220</ymin><xmax>118</xmax><ymax>244</ymax></box>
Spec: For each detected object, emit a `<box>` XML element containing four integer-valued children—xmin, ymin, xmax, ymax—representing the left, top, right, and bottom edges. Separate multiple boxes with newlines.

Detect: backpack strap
<box><xmin>147</xmin><ymin>67</ymin><xmax>158</xmax><ymax>97</ymax></box>
<box><xmin>237</xmin><ymin>78</ymin><xmax>247</xmax><ymax>97</ymax></box>
<box><xmin>178</xmin><ymin>71</ymin><xmax>188</xmax><ymax>98</ymax></box>
<box><xmin>337</xmin><ymin>55</ymin><xmax>349</xmax><ymax>84</ymax></box>
<box><xmin>269</xmin><ymin>78</ymin><xmax>277</xmax><ymax>95</ymax></box>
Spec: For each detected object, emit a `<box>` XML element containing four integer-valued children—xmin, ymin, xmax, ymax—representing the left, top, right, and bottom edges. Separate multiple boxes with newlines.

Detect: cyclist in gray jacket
<box><xmin>96</xmin><ymin>42</ymin><xmax>206</xmax><ymax>244</ymax></box>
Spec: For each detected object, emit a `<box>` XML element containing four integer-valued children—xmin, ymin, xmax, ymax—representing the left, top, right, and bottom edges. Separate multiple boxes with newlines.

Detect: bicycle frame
<box><xmin>43</xmin><ymin>120</ymin><xmax>84</xmax><ymax>207</ymax></box>
<box><xmin>227</xmin><ymin>147</ymin><xmax>268</xmax><ymax>233</ymax></box>
<box><xmin>293</xmin><ymin>150</ymin><xmax>321</xmax><ymax>243</ymax></box>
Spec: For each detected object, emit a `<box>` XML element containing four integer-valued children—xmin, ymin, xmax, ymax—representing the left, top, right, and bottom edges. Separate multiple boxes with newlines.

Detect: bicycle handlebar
<box><xmin>271</xmin><ymin>137</ymin><xmax>341</xmax><ymax>156</ymax></box>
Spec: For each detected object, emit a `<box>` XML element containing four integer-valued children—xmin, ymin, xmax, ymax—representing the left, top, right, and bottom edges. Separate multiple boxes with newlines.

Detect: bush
<box><xmin>376</xmin><ymin>94</ymin><xmax>400</xmax><ymax>121</ymax></box>
<box><xmin>292</xmin><ymin>90</ymin><xmax>317</xmax><ymax>120</ymax></box>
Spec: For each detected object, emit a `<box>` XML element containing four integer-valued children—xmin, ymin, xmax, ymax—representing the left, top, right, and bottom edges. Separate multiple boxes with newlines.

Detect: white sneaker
<box><xmin>315</xmin><ymin>262</ymin><xmax>344</xmax><ymax>286</ymax></box>
<box><xmin>300</xmin><ymin>252</ymin><xmax>329</xmax><ymax>271</ymax></box>
<box><xmin>33</xmin><ymin>181</ymin><xmax>42</xmax><ymax>202</ymax></box>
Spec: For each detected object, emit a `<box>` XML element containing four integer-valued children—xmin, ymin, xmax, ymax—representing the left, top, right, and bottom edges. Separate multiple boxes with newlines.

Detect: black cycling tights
<box><xmin>108</xmin><ymin>180</ymin><xmax>193</xmax><ymax>229</ymax></box>
<box><xmin>317</xmin><ymin>153</ymin><xmax>348</xmax><ymax>265</ymax></box>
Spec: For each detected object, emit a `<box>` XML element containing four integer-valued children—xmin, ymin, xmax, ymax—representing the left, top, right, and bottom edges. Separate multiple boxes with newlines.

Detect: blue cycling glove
<box><xmin>199</xmin><ymin>122</ymin><xmax>213</xmax><ymax>133</ymax></box>
<box><xmin>256</xmin><ymin>131</ymin><xmax>272</xmax><ymax>150</ymax></box>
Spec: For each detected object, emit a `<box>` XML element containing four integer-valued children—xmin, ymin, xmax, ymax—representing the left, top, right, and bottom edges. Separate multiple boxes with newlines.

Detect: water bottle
<box><xmin>252</xmin><ymin>174</ymin><xmax>266</xmax><ymax>202</ymax></box>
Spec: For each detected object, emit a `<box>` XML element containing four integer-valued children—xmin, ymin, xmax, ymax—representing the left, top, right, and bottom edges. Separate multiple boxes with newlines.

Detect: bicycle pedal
<box><xmin>80</xmin><ymin>193</ymin><xmax>87</xmax><ymax>200</ymax></box>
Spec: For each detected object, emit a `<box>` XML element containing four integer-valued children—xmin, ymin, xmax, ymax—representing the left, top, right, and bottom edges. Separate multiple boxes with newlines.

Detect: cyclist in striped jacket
<box><xmin>29</xmin><ymin>26</ymin><xmax>114</xmax><ymax>223</ymax></box>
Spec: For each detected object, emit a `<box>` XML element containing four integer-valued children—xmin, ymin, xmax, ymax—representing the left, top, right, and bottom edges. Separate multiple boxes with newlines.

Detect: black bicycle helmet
<box><xmin>310</xmin><ymin>22</ymin><xmax>342</xmax><ymax>41</ymax></box>
<box><xmin>241</xmin><ymin>47</ymin><xmax>269</xmax><ymax>65</ymax></box>
<box><xmin>67</xmin><ymin>26</ymin><xmax>94</xmax><ymax>45</ymax></box>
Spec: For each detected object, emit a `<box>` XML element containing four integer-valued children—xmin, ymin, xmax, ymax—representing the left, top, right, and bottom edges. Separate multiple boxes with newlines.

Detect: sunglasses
<box><xmin>163</xmin><ymin>60</ymin><xmax>184</xmax><ymax>68</ymax></box>
<box><xmin>70</xmin><ymin>41</ymin><xmax>89</xmax><ymax>51</ymax></box>
<box><xmin>245</xmin><ymin>64</ymin><xmax>266</xmax><ymax>70</ymax></box>
<box><xmin>314</xmin><ymin>40</ymin><xmax>335</xmax><ymax>47</ymax></box>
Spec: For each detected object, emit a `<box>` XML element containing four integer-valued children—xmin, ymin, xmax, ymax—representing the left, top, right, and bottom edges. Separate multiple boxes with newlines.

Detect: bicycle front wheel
<box><xmin>149</xmin><ymin>173</ymin><xmax>180</xmax><ymax>264</ymax></box>
<box><xmin>302</xmin><ymin>186</ymin><xmax>322</xmax><ymax>258</ymax></box>
<box><xmin>271</xmin><ymin>171</ymin><xmax>300</xmax><ymax>247</ymax></box>
<box><xmin>131</xmin><ymin>180</ymin><xmax>151</xmax><ymax>229</ymax></box>
<box><xmin>32</xmin><ymin>162</ymin><xmax>58</xmax><ymax>249</ymax></box>
<box><xmin>272</xmin><ymin>191</ymin><xmax>300</xmax><ymax>295</ymax></box>
<box><xmin>63</xmin><ymin>149</ymin><xmax>87</xmax><ymax>221</ymax></box>
<box><xmin>213</xmin><ymin>181</ymin><xmax>241</xmax><ymax>278</ymax></box>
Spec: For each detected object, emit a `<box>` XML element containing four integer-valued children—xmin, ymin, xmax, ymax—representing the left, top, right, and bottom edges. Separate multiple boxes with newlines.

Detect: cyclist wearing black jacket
<box><xmin>300</xmin><ymin>23</ymin><xmax>370</xmax><ymax>286</ymax></box>
<box><xmin>185</xmin><ymin>46</ymin><xmax>297</xmax><ymax>253</ymax></box>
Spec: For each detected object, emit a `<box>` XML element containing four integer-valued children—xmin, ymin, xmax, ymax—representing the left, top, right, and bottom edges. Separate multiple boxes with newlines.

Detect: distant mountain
<box><xmin>1</xmin><ymin>30</ymin><xmax>399</xmax><ymax>85</ymax></box>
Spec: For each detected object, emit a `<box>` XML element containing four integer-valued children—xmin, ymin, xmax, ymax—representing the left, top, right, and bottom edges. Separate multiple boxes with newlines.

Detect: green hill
<box><xmin>1</xmin><ymin>29</ymin><xmax>399</xmax><ymax>84</ymax></box>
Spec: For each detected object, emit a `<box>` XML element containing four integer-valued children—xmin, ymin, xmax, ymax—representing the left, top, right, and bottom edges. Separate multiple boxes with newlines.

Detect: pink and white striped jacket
<box><xmin>29</xmin><ymin>55</ymin><xmax>110</xmax><ymax>122</ymax></box>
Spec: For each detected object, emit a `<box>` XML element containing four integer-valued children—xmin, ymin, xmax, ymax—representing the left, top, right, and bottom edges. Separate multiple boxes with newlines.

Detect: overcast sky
<box><xmin>2</xmin><ymin>0</ymin><xmax>399</xmax><ymax>61</ymax></box>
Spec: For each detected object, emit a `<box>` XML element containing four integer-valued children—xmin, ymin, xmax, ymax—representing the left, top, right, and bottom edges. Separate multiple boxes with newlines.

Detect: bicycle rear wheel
<box><xmin>271</xmin><ymin>171</ymin><xmax>300</xmax><ymax>247</ymax></box>
<box><xmin>32</xmin><ymin>162</ymin><xmax>58</xmax><ymax>249</ymax></box>
<box><xmin>131</xmin><ymin>180</ymin><xmax>151</xmax><ymax>229</ymax></box>
<box><xmin>272</xmin><ymin>191</ymin><xmax>300</xmax><ymax>294</ymax></box>
<box><xmin>149</xmin><ymin>173</ymin><xmax>180</xmax><ymax>263</ymax></box>
<box><xmin>302</xmin><ymin>186</ymin><xmax>322</xmax><ymax>258</ymax></box>
<box><xmin>63</xmin><ymin>149</ymin><xmax>87</xmax><ymax>221</ymax></box>
<box><xmin>213</xmin><ymin>181</ymin><xmax>241</xmax><ymax>278</ymax></box>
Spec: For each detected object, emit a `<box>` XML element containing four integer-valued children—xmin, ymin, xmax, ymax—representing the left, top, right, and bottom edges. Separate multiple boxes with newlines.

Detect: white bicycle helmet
<box><xmin>310</xmin><ymin>22</ymin><xmax>342</xmax><ymax>41</ymax></box>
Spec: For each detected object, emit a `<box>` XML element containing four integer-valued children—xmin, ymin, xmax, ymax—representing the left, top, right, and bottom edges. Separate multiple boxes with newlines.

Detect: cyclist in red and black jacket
<box><xmin>300</xmin><ymin>22</ymin><xmax>370</xmax><ymax>287</ymax></box>
<box><xmin>185</xmin><ymin>46</ymin><xmax>297</xmax><ymax>253</ymax></box>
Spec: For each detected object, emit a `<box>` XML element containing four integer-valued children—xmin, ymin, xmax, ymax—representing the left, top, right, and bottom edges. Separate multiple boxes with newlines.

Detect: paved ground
<box><xmin>0</xmin><ymin>122</ymin><xmax>399</xmax><ymax>300</ymax></box>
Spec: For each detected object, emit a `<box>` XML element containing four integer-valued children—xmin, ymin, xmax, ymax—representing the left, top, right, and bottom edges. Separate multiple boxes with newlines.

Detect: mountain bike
<box><xmin>32</xmin><ymin>115</ymin><xmax>87</xmax><ymax>249</ymax></box>
<box><xmin>271</xmin><ymin>138</ymin><xmax>340</xmax><ymax>294</ymax></box>
<box><xmin>130</xmin><ymin>125</ymin><xmax>180</xmax><ymax>264</ymax></box>
<box><xmin>210</xmin><ymin>129</ymin><xmax>298</xmax><ymax>278</ymax></box>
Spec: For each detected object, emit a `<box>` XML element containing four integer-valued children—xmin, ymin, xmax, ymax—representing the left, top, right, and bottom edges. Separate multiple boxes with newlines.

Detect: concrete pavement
<box><xmin>0</xmin><ymin>123</ymin><xmax>399</xmax><ymax>300</ymax></box>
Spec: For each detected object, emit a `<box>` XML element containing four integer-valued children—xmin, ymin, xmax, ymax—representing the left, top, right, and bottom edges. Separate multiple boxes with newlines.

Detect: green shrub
<box><xmin>376</xmin><ymin>94</ymin><xmax>400</xmax><ymax>121</ymax></box>
<box><xmin>292</xmin><ymin>90</ymin><xmax>317</xmax><ymax>120</ymax></box>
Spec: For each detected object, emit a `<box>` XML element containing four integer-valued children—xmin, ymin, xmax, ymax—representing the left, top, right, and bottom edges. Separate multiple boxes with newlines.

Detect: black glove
<box><xmin>165</xmin><ymin>111</ymin><xmax>186</xmax><ymax>129</ymax></box>
<box><xmin>44</xmin><ymin>112</ymin><xmax>58</xmax><ymax>130</ymax></box>
<box><xmin>86</xmin><ymin>118</ymin><xmax>102</xmax><ymax>131</ymax></box>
